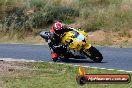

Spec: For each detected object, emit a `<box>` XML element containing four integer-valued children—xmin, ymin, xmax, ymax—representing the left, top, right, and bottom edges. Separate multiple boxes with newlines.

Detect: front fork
<box><xmin>83</xmin><ymin>44</ymin><xmax>92</xmax><ymax>56</ymax></box>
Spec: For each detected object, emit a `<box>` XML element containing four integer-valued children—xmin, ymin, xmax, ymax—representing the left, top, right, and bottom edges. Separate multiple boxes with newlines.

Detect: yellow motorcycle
<box><xmin>60</xmin><ymin>28</ymin><xmax>103</xmax><ymax>62</ymax></box>
<box><xmin>40</xmin><ymin>28</ymin><xmax>103</xmax><ymax>62</ymax></box>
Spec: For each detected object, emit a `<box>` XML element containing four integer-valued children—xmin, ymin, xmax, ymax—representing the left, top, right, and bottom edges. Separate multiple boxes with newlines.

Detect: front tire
<box><xmin>83</xmin><ymin>46</ymin><xmax>103</xmax><ymax>62</ymax></box>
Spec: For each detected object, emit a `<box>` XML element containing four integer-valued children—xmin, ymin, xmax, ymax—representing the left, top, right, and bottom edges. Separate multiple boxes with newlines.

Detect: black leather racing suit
<box><xmin>40</xmin><ymin>27</ymin><xmax>73</xmax><ymax>57</ymax></box>
<box><xmin>48</xmin><ymin>27</ymin><xmax>73</xmax><ymax>55</ymax></box>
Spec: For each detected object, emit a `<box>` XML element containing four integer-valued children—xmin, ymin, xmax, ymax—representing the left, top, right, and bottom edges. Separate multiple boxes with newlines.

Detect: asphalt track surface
<box><xmin>0</xmin><ymin>44</ymin><xmax>132</xmax><ymax>71</ymax></box>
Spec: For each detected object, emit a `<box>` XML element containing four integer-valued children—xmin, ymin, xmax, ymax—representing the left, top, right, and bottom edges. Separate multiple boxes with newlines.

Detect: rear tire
<box><xmin>83</xmin><ymin>46</ymin><xmax>103</xmax><ymax>63</ymax></box>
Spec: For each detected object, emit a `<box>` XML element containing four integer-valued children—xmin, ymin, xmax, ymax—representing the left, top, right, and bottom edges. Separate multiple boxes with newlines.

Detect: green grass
<box><xmin>1</xmin><ymin>62</ymin><xmax>132</xmax><ymax>88</ymax></box>
<box><xmin>78</xmin><ymin>0</ymin><xmax>132</xmax><ymax>31</ymax></box>
<box><xmin>1</xmin><ymin>0</ymin><xmax>132</xmax><ymax>32</ymax></box>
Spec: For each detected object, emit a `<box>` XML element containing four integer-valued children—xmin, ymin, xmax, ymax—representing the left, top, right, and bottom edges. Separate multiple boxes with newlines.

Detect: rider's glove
<box><xmin>53</xmin><ymin>44</ymin><xmax>67</xmax><ymax>49</ymax></box>
<box><xmin>60</xmin><ymin>44</ymin><xmax>68</xmax><ymax>49</ymax></box>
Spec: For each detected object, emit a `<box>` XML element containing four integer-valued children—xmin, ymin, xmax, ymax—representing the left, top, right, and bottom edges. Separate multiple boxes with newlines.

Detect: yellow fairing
<box><xmin>61</xmin><ymin>30</ymin><xmax>91</xmax><ymax>51</ymax></box>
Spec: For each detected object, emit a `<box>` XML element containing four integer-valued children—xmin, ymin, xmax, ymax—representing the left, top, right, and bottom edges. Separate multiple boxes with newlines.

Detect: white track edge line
<box><xmin>49</xmin><ymin>61</ymin><xmax>132</xmax><ymax>73</ymax></box>
<box><xmin>1</xmin><ymin>58</ymin><xmax>132</xmax><ymax>73</ymax></box>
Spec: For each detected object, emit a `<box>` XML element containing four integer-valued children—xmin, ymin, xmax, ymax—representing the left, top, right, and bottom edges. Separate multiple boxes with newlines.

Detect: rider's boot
<box><xmin>51</xmin><ymin>52</ymin><xmax>58</xmax><ymax>62</ymax></box>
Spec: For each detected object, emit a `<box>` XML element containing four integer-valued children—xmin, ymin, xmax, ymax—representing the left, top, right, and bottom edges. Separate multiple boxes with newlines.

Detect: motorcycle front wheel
<box><xmin>83</xmin><ymin>46</ymin><xmax>103</xmax><ymax>62</ymax></box>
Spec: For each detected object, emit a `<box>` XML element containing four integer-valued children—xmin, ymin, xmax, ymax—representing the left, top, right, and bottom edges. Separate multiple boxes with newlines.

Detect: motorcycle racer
<box><xmin>40</xmin><ymin>21</ymin><xmax>103</xmax><ymax>62</ymax></box>
<box><xmin>40</xmin><ymin>21</ymin><xmax>74</xmax><ymax>61</ymax></box>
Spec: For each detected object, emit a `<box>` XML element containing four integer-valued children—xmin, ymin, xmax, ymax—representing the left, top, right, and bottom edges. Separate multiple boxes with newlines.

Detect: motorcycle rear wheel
<box><xmin>83</xmin><ymin>46</ymin><xmax>103</xmax><ymax>62</ymax></box>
